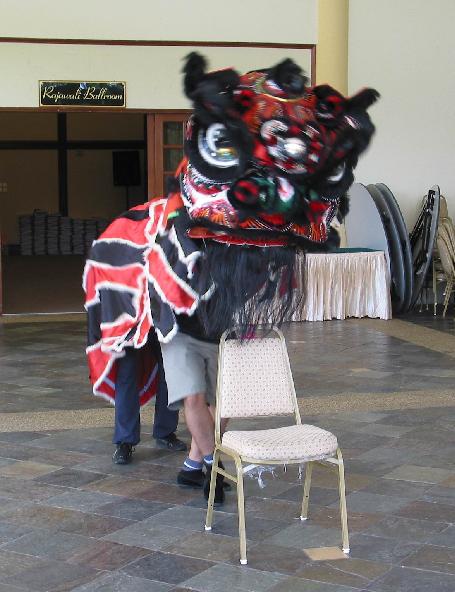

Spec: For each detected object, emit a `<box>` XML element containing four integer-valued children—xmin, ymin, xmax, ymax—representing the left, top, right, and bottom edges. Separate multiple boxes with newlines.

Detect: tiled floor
<box><xmin>0</xmin><ymin>314</ymin><xmax>454</xmax><ymax>591</ymax></box>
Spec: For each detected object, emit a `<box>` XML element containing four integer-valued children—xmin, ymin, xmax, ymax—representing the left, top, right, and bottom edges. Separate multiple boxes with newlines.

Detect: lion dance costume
<box><xmin>83</xmin><ymin>53</ymin><xmax>378</xmax><ymax>405</ymax></box>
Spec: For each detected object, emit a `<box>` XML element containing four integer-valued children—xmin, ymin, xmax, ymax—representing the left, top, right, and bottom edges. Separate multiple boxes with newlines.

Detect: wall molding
<box><xmin>0</xmin><ymin>38</ymin><xmax>316</xmax><ymax>86</ymax></box>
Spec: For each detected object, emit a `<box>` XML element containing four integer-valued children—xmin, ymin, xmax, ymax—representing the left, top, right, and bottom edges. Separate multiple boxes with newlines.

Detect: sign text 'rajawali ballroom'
<box><xmin>39</xmin><ymin>81</ymin><xmax>126</xmax><ymax>107</ymax></box>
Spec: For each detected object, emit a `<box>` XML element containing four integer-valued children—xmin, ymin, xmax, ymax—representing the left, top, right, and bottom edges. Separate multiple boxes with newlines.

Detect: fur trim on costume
<box><xmin>193</xmin><ymin>242</ymin><xmax>303</xmax><ymax>337</ymax></box>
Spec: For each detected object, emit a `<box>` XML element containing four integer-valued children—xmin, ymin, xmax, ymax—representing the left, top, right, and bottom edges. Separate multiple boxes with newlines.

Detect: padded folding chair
<box><xmin>437</xmin><ymin>225</ymin><xmax>455</xmax><ymax>317</ymax></box>
<box><xmin>205</xmin><ymin>327</ymin><xmax>349</xmax><ymax>565</ymax></box>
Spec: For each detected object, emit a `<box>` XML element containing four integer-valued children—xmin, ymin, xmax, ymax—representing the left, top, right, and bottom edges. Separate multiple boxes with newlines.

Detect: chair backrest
<box><xmin>439</xmin><ymin>195</ymin><xmax>449</xmax><ymax>219</ymax></box>
<box><xmin>437</xmin><ymin>230</ymin><xmax>455</xmax><ymax>279</ymax></box>
<box><xmin>441</xmin><ymin>218</ymin><xmax>455</xmax><ymax>258</ymax></box>
<box><xmin>215</xmin><ymin>328</ymin><xmax>300</xmax><ymax>422</ymax></box>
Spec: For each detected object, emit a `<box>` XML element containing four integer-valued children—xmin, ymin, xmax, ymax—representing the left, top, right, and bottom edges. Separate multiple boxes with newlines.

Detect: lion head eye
<box><xmin>197</xmin><ymin>123</ymin><xmax>239</xmax><ymax>168</ymax></box>
<box><xmin>326</xmin><ymin>162</ymin><xmax>346</xmax><ymax>184</ymax></box>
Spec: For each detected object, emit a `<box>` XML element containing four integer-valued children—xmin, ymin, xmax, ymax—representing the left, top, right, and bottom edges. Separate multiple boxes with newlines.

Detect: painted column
<box><xmin>316</xmin><ymin>0</ymin><xmax>349</xmax><ymax>94</ymax></box>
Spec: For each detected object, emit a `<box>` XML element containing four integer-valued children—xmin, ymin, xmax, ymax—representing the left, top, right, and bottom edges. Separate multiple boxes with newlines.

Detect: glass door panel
<box><xmin>150</xmin><ymin>113</ymin><xmax>188</xmax><ymax>197</ymax></box>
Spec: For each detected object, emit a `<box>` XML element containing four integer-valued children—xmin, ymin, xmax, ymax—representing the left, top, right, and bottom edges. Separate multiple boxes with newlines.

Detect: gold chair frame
<box><xmin>204</xmin><ymin>327</ymin><xmax>349</xmax><ymax>565</ymax></box>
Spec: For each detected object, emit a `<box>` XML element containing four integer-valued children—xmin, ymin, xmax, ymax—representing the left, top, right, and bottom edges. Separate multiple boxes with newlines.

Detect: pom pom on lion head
<box><xmin>179</xmin><ymin>52</ymin><xmax>379</xmax><ymax>250</ymax></box>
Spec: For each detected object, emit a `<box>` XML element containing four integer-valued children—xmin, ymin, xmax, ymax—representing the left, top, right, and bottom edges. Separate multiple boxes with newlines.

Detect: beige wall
<box><xmin>0</xmin><ymin>44</ymin><xmax>314</xmax><ymax>109</ymax></box>
<box><xmin>0</xmin><ymin>0</ymin><xmax>317</xmax><ymax>43</ymax></box>
<box><xmin>316</xmin><ymin>0</ymin><xmax>348</xmax><ymax>93</ymax></box>
<box><xmin>349</xmin><ymin>0</ymin><xmax>455</xmax><ymax>226</ymax></box>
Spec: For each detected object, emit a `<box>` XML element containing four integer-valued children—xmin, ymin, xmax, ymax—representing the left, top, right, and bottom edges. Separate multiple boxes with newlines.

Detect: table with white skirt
<box><xmin>293</xmin><ymin>250</ymin><xmax>391</xmax><ymax>321</ymax></box>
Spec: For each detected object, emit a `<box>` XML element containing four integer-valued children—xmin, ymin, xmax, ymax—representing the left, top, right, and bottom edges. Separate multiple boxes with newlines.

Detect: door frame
<box><xmin>148</xmin><ymin>112</ymin><xmax>190</xmax><ymax>198</ymax></box>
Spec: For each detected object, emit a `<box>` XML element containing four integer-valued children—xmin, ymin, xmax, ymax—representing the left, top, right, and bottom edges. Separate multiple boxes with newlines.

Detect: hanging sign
<box><xmin>39</xmin><ymin>81</ymin><xmax>126</xmax><ymax>107</ymax></box>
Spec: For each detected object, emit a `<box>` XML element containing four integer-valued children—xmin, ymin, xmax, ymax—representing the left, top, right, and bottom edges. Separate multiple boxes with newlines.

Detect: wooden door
<box><xmin>147</xmin><ymin>113</ymin><xmax>188</xmax><ymax>198</ymax></box>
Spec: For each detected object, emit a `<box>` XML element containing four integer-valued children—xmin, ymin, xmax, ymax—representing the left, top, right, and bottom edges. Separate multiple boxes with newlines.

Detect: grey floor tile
<box><xmin>266</xmin><ymin>576</ymin><xmax>359</xmax><ymax>592</ymax></box>
<box><xmin>383</xmin><ymin>465</ymin><xmax>455</xmax><ymax>484</ymax></box>
<box><xmin>103</xmin><ymin>521</ymin><xmax>189</xmax><ymax>551</ymax></box>
<box><xmin>342</xmin><ymin>459</ymin><xmax>402</xmax><ymax>479</ymax></box>
<box><xmin>69</xmin><ymin>539</ymin><xmax>151</xmax><ymax>570</ymax></box>
<box><xmin>5</xmin><ymin>504</ymin><xmax>133</xmax><ymax>538</ymax></box>
<box><xmin>0</xmin><ymin>550</ymin><xmax>44</xmax><ymax>580</ymax></box>
<box><xmin>0</xmin><ymin>583</ymin><xmax>30</xmax><ymax>591</ymax></box>
<box><xmin>226</xmin><ymin>541</ymin><xmax>312</xmax><ymax>574</ymax></box>
<box><xmin>27</xmin><ymin>435</ymin><xmax>113</xmax><ymax>456</ymax></box>
<box><xmin>0</xmin><ymin>432</ymin><xmax>49</xmax><ymax>445</ymax></box>
<box><xmin>396</xmin><ymin>500</ymin><xmax>455</xmax><ymax>523</ymax></box>
<box><xmin>402</xmin><ymin>544</ymin><xmax>455</xmax><ymax>574</ymax></box>
<box><xmin>266</xmin><ymin>523</ymin><xmax>341</xmax><ymax>549</ymax></box>
<box><xmin>3</xmin><ymin>529</ymin><xmax>97</xmax><ymax>561</ymax></box>
<box><xmin>0</xmin><ymin>523</ymin><xmax>32</xmax><ymax>546</ymax></box>
<box><xmin>354</xmin><ymin>424</ymin><xmax>415</xmax><ymax>438</ymax></box>
<box><xmin>363</xmin><ymin>515</ymin><xmax>447</xmax><ymax>542</ymax></box>
<box><xmin>309</xmin><ymin>505</ymin><xmax>381</xmax><ymax>533</ymax></box>
<box><xmin>4</xmin><ymin>558</ymin><xmax>99</xmax><ymax>591</ymax></box>
<box><xmin>367</xmin><ymin>566</ymin><xmax>455</xmax><ymax>592</ymax></box>
<box><xmin>164</xmin><ymin>531</ymin><xmax>241</xmax><ymax>563</ymax></box>
<box><xmin>335</xmin><ymin>412</ymin><xmax>390</xmax><ymax>424</ymax></box>
<box><xmin>0</xmin><ymin>477</ymin><xmax>64</xmax><ymax>503</ymax></box>
<box><xmin>0</xmin><ymin>460</ymin><xmax>16</xmax><ymax>470</ymax></box>
<box><xmin>72</xmin><ymin>572</ymin><xmax>172</xmax><ymax>591</ymax></box>
<box><xmin>296</xmin><ymin>557</ymin><xmax>391</xmax><ymax>590</ymax></box>
<box><xmin>421</xmin><ymin>485</ymin><xmax>455</xmax><ymax>507</ymax></box>
<box><xmin>34</xmin><ymin>468</ymin><xmax>106</xmax><ymax>488</ymax></box>
<box><xmin>141</xmin><ymin>506</ymin><xmax>209</xmax><ymax>531</ymax></box>
<box><xmin>359</xmin><ymin>478</ymin><xmax>430</xmax><ymax>500</ymax></box>
<box><xmin>428</xmin><ymin>525</ymin><xmax>455</xmax><ymax>548</ymax></box>
<box><xmin>348</xmin><ymin>534</ymin><xmax>421</xmax><ymax>564</ymax></box>
<box><xmin>122</xmin><ymin>551</ymin><xmax>214</xmax><ymax>585</ymax></box>
<box><xmin>275</xmin><ymin>485</ymin><xmax>340</xmax><ymax>507</ymax></box>
<box><xmin>243</xmin><ymin>476</ymin><xmax>297</xmax><ymax>498</ymax></box>
<box><xmin>44</xmin><ymin>490</ymin><xmax>117</xmax><ymax>512</ymax></box>
<box><xmin>181</xmin><ymin>563</ymin><xmax>286</xmax><ymax>592</ymax></box>
<box><xmin>335</xmin><ymin>491</ymin><xmax>409</xmax><ymax>514</ymax></box>
<box><xmin>94</xmin><ymin>497</ymin><xmax>174</xmax><ymax>521</ymax></box>
<box><xmin>213</xmin><ymin>514</ymin><xmax>287</xmax><ymax>541</ymax></box>
<box><xmin>356</xmin><ymin>446</ymin><xmax>418</xmax><ymax>465</ymax></box>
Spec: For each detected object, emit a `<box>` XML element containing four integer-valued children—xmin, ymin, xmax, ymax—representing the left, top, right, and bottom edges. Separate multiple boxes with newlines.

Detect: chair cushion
<box><xmin>222</xmin><ymin>424</ymin><xmax>338</xmax><ymax>462</ymax></box>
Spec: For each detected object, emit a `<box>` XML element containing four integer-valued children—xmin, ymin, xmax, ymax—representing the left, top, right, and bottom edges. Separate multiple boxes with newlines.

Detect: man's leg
<box><xmin>161</xmin><ymin>333</ymin><xmax>224</xmax><ymax>501</ymax></box>
<box><xmin>113</xmin><ymin>347</ymin><xmax>140</xmax><ymax>464</ymax></box>
<box><xmin>183</xmin><ymin>393</ymin><xmax>215</xmax><ymax>456</ymax></box>
<box><xmin>177</xmin><ymin>437</ymin><xmax>205</xmax><ymax>488</ymax></box>
<box><xmin>152</xmin><ymin>358</ymin><xmax>187</xmax><ymax>451</ymax></box>
<box><xmin>149</xmin><ymin>333</ymin><xmax>186</xmax><ymax>451</ymax></box>
<box><xmin>184</xmin><ymin>393</ymin><xmax>224</xmax><ymax>503</ymax></box>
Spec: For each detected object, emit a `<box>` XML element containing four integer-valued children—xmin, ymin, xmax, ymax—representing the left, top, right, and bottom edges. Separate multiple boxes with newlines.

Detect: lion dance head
<box><xmin>166</xmin><ymin>53</ymin><xmax>379</xmax><ymax>334</ymax></box>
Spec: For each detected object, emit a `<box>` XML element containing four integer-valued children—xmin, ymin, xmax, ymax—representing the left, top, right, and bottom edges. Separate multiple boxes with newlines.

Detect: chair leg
<box><xmin>234</xmin><ymin>456</ymin><xmax>247</xmax><ymax>565</ymax></box>
<box><xmin>300</xmin><ymin>461</ymin><xmax>313</xmax><ymax>521</ymax></box>
<box><xmin>205</xmin><ymin>448</ymin><xmax>220</xmax><ymax>531</ymax></box>
<box><xmin>443</xmin><ymin>277</ymin><xmax>453</xmax><ymax>317</ymax></box>
<box><xmin>336</xmin><ymin>448</ymin><xmax>350</xmax><ymax>554</ymax></box>
<box><xmin>433</xmin><ymin>260</ymin><xmax>438</xmax><ymax>316</ymax></box>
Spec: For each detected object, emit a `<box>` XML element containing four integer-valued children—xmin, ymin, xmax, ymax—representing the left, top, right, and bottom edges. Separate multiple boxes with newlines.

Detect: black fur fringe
<box><xmin>194</xmin><ymin>242</ymin><xmax>304</xmax><ymax>338</ymax></box>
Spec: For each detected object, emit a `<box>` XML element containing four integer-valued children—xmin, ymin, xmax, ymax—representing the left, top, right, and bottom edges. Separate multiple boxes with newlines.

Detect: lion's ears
<box><xmin>266</xmin><ymin>58</ymin><xmax>308</xmax><ymax>96</ymax></box>
<box><xmin>182</xmin><ymin>52</ymin><xmax>241</xmax><ymax>124</ymax></box>
<box><xmin>347</xmin><ymin>88</ymin><xmax>380</xmax><ymax>111</ymax></box>
<box><xmin>182</xmin><ymin>53</ymin><xmax>240</xmax><ymax>101</ymax></box>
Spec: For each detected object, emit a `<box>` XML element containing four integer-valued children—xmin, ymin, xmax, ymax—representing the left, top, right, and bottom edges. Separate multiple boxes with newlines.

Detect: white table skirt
<box><xmin>293</xmin><ymin>251</ymin><xmax>391</xmax><ymax>321</ymax></box>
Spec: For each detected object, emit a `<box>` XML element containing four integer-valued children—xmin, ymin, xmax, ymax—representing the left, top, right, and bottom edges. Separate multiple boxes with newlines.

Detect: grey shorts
<box><xmin>161</xmin><ymin>332</ymin><xmax>219</xmax><ymax>410</ymax></box>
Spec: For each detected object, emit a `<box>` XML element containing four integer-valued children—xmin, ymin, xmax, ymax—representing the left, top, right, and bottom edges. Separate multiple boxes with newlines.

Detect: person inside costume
<box><xmin>83</xmin><ymin>53</ymin><xmax>378</xmax><ymax>501</ymax></box>
<box><xmin>111</xmin><ymin>332</ymin><xmax>186</xmax><ymax>465</ymax></box>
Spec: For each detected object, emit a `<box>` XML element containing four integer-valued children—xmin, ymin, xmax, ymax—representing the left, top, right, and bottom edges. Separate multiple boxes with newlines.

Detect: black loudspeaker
<box><xmin>112</xmin><ymin>151</ymin><xmax>141</xmax><ymax>186</ymax></box>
